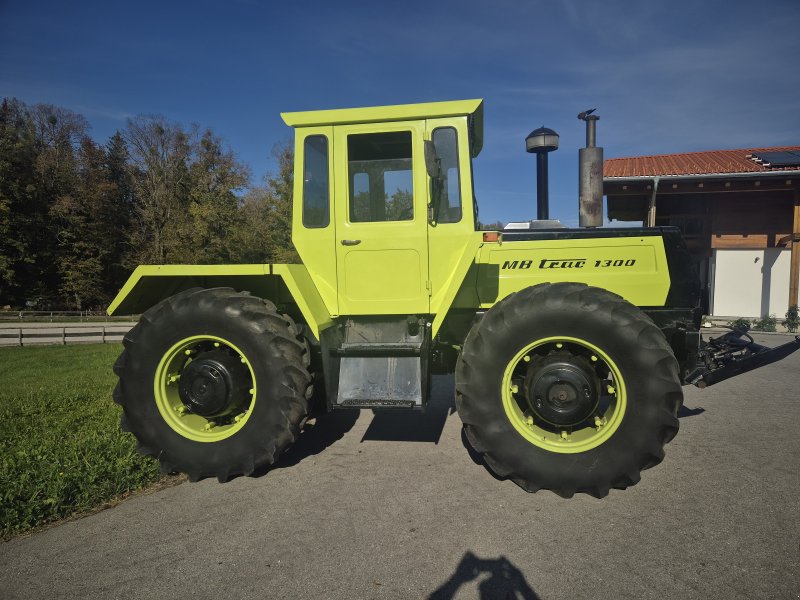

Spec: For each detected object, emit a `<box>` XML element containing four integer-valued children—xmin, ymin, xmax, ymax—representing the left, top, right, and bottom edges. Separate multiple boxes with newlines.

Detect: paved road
<box><xmin>2</xmin><ymin>333</ymin><xmax>799</xmax><ymax>599</ymax></box>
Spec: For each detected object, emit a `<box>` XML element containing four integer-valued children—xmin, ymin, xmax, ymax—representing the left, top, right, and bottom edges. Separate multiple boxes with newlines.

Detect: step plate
<box><xmin>336</xmin><ymin>356</ymin><xmax>422</xmax><ymax>407</ymax></box>
<box><xmin>337</xmin><ymin>399</ymin><xmax>418</xmax><ymax>409</ymax></box>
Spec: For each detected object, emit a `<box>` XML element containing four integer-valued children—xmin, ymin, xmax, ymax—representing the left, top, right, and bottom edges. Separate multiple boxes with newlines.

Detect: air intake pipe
<box><xmin>525</xmin><ymin>126</ymin><xmax>559</xmax><ymax>220</ymax></box>
<box><xmin>578</xmin><ymin>109</ymin><xmax>603</xmax><ymax>228</ymax></box>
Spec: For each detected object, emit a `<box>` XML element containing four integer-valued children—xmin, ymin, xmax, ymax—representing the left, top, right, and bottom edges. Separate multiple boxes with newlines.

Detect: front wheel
<box><xmin>113</xmin><ymin>287</ymin><xmax>311</xmax><ymax>482</ymax></box>
<box><xmin>455</xmin><ymin>282</ymin><xmax>683</xmax><ymax>498</ymax></box>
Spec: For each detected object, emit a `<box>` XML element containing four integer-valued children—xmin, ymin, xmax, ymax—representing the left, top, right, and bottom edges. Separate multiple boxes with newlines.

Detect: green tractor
<box><xmin>108</xmin><ymin>99</ymin><xmax>799</xmax><ymax>497</ymax></box>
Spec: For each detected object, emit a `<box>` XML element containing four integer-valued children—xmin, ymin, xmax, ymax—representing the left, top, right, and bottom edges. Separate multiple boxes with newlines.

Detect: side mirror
<box><xmin>424</xmin><ymin>140</ymin><xmax>441</xmax><ymax>179</ymax></box>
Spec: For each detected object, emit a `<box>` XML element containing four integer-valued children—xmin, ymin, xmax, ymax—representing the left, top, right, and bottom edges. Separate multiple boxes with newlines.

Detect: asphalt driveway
<box><xmin>1</xmin><ymin>332</ymin><xmax>799</xmax><ymax>599</ymax></box>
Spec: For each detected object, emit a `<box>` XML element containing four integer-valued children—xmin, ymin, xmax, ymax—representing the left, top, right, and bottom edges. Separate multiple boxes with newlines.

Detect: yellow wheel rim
<box><xmin>501</xmin><ymin>336</ymin><xmax>627</xmax><ymax>453</ymax></box>
<box><xmin>154</xmin><ymin>335</ymin><xmax>256</xmax><ymax>442</ymax></box>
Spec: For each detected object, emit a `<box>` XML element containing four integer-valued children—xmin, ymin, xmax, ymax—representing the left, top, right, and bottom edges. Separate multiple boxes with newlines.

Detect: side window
<box><xmin>347</xmin><ymin>131</ymin><xmax>413</xmax><ymax>222</ymax></box>
<box><xmin>431</xmin><ymin>127</ymin><xmax>462</xmax><ymax>223</ymax></box>
<box><xmin>302</xmin><ymin>135</ymin><xmax>329</xmax><ymax>228</ymax></box>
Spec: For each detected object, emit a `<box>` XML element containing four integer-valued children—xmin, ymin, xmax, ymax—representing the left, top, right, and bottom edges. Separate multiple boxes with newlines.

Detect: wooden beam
<box><xmin>713</xmin><ymin>233</ymin><xmax>794</xmax><ymax>249</ymax></box>
<box><xmin>790</xmin><ymin>190</ymin><xmax>800</xmax><ymax>308</ymax></box>
<box><xmin>712</xmin><ymin>234</ymin><xmax>768</xmax><ymax>249</ymax></box>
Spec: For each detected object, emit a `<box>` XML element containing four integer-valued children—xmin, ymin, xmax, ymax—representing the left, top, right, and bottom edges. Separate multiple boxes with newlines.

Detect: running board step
<box><xmin>336</xmin><ymin>342</ymin><xmax>422</xmax><ymax>356</ymax></box>
<box><xmin>335</xmin><ymin>355</ymin><xmax>424</xmax><ymax>408</ymax></box>
<box><xmin>321</xmin><ymin>316</ymin><xmax>432</xmax><ymax>410</ymax></box>
<box><xmin>338</xmin><ymin>399</ymin><xmax>418</xmax><ymax>409</ymax></box>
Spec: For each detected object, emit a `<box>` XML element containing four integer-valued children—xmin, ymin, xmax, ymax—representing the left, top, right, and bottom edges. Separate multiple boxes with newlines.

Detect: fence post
<box><xmin>18</xmin><ymin>328</ymin><xmax>22</xmax><ymax>347</ymax></box>
<box><xmin>62</xmin><ymin>328</ymin><xmax>66</xmax><ymax>345</ymax></box>
<box><xmin>102</xmin><ymin>326</ymin><xmax>106</xmax><ymax>344</ymax></box>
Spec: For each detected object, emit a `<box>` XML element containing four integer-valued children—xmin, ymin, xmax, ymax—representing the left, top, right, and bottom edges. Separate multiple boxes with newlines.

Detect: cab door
<box><xmin>333</xmin><ymin>121</ymin><xmax>430</xmax><ymax>315</ymax></box>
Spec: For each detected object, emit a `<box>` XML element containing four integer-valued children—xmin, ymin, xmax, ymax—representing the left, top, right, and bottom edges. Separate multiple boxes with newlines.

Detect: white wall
<box><xmin>712</xmin><ymin>249</ymin><xmax>791</xmax><ymax>317</ymax></box>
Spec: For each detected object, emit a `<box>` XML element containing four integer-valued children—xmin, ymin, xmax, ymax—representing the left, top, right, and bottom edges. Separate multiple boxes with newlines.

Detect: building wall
<box><xmin>711</xmin><ymin>248</ymin><xmax>791</xmax><ymax>317</ymax></box>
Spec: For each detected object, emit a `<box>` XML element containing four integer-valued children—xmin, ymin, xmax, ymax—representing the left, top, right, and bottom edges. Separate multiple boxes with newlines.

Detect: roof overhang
<box><xmin>281</xmin><ymin>98</ymin><xmax>484</xmax><ymax>128</ymax></box>
<box><xmin>604</xmin><ymin>171</ymin><xmax>798</xmax><ymax>222</ymax></box>
<box><xmin>605</xmin><ymin>170</ymin><xmax>800</xmax><ymax>185</ymax></box>
<box><xmin>281</xmin><ymin>98</ymin><xmax>484</xmax><ymax>158</ymax></box>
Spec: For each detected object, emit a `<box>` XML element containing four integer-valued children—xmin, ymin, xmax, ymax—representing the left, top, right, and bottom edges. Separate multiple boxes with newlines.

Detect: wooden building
<box><xmin>604</xmin><ymin>146</ymin><xmax>800</xmax><ymax>318</ymax></box>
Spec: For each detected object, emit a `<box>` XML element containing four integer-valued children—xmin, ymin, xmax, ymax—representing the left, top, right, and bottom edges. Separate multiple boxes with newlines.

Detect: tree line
<box><xmin>0</xmin><ymin>98</ymin><xmax>297</xmax><ymax>311</ymax></box>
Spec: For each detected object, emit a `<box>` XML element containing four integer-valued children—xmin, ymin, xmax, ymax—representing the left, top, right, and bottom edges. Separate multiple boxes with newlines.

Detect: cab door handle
<box><xmin>340</xmin><ymin>239</ymin><xmax>362</xmax><ymax>246</ymax></box>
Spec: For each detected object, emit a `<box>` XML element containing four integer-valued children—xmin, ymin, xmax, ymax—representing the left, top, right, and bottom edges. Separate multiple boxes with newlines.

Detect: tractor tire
<box><xmin>455</xmin><ymin>282</ymin><xmax>682</xmax><ymax>498</ymax></box>
<box><xmin>113</xmin><ymin>287</ymin><xmax>311</xmax><ymax>482</ymax></box>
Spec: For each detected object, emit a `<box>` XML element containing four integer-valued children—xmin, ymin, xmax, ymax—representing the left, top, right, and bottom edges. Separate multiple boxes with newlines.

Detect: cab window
<box><xmin>347</xmin><ymin>131</ymin><xmax>413</xmax><ymax>222</ymax></box>
<box><xmin>431</xmin><ymin>127</ymin><xmax>462</xmax><ymax>223</ymax></box>
<box><xmin>302</xmin><ymin>135</ymin><xmax>330</xmax><ymax>228</ymax></box>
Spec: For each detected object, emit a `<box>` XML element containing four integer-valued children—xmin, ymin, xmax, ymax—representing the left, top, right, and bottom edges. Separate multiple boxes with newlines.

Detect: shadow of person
<box><xmin>428</xmin><ymin>551</ymin><xmax>540</xmax><ymax>600</ymax></box>
<box><xmin>250</xmin><ymin>409</ymin><xmax>360</xmax><ymax>477</ymax></box>
<box><xmin>678</xmin><ymin>405</ymin><xmax>706</xmax><ymax>418</ymax></box>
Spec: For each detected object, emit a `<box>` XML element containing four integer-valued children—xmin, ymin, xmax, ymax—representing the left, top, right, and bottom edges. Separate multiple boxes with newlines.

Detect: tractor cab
<box><xmin>281</xmin><ymin>100</ymin><xmax>485</xmax><ymax>319</ymax></box>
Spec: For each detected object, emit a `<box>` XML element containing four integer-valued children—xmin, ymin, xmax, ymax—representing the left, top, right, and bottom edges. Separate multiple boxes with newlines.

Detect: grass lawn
<box><xmin>0</xmin><ymin>344</ymin><xmax>163</xmax><ymax>539</ymax></box>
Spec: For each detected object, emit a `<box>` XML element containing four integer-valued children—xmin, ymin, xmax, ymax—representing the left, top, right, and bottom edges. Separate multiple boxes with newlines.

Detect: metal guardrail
<box><xmin>0</xmin><ymin>310</ymin><xmax>137</xmax><ymax>322</ymax></box>
<box><xmin>0</xmin><ymin>323</ymin><xmax>136</xmax><ymax>347</ymax></box>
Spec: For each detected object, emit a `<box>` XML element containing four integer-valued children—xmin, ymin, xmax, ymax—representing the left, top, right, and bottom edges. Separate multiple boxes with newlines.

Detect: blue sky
<box><xmin>2</xmin><ymin>0</ymin><xmax>798</xmax><ymax>226</ymax></box>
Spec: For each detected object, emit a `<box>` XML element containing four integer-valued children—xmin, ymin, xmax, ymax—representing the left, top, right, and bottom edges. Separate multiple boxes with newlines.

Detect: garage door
<box><xmin>712</xmin><ymin>248</ymin><xmax>790</xmax><ymax>317</ymax></box>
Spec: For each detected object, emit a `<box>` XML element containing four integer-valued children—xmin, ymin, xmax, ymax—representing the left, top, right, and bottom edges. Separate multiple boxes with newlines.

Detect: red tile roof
<box><xmin>604</xmin><ymin>146</ymin><xmax>800</xmax><ymax>178</ymax></box>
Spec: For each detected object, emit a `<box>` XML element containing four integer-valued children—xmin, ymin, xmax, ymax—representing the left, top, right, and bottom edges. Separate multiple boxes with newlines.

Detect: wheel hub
<box><xmin>178</xmin><ymin>350</ymin><xmax>250</xmax><ymax>418</ymax></box>
<box><xmin>525</xmin><ymin>353</ymin><xmax>600</xmax><ymax>426</ymax></box>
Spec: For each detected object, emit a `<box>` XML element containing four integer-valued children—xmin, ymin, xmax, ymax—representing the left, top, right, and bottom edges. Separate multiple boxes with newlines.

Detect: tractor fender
<box><xmin>107</xmin><ymin>263</ymin><xmax>332</xmax><ymax>339</ymax></box>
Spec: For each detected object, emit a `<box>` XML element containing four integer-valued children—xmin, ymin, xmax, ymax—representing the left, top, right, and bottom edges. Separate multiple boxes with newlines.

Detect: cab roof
<box><xmin>280</xmin><ymin>98</ymin><xmax>484</xmax><ymax>156</ymax></box>
<box><xmin>281</xmin><ymin>98</ymin><xmax>483</xmax><ymax>127</ymax></box>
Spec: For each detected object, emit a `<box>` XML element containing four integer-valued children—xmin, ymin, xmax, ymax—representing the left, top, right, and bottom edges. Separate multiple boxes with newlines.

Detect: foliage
<box><xmin>50</xmin><ymin>137</ymin><xmax>132</xmax><ymax>309</ymax></box>
<box><xmin>477</xmin><ymin>220</ymin><xmax>505</xmax><ymax>231</ymax></box>
<box><xmin>0</xmin><ymin>97</ymin><xmax>300</xmax><ymax>309</ymax></box>
<box><xmin>123</xmin><ymin>115</ymin><xmax>195</xmax><ymax>265</ymax></box>
<box><xmin>229</xmin><ymin>141</ymin><xmax>299</xmax><ymax>264</ymax></box>
<box><xmin>752</xmin><ymin>314</ymin><xmax>777</xmax><ymax>332</ymax></box>
<box><xmin>784</xmin><ymin>305</ymin><xmax>798</xmax><ymax>333</ymax></box>
<box><xmin>728</xmin><ymin>317</ymin><xmax>751</xmax><ymax>331</ymax></box>
<box><xmin>0</xmin><ymin>344</ymin><xmax>163</xmax><ymax>538</ymax></box>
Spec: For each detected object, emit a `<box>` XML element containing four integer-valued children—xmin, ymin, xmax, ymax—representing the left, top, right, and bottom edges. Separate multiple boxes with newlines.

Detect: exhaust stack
<box><xmin>578</xmin><ymin>109</ymin><xmax>603</xmax><ymax>228</ymax></box>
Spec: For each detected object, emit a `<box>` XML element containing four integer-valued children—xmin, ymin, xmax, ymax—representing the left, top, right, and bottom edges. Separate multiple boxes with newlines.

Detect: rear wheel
<box><xmin>455</xmin><ymin>282</ymin><xmax>682</xmax><ymax>497</ymax></box>
<box><xmin>113</xmin><ymin>287</ymin><xmax>311</xmax><ymax>482</ymax></box>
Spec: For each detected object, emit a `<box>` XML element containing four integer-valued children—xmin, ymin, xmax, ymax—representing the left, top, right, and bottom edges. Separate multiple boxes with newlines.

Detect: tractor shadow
<box><xmin>428</xmin><ymin>551</ymin><xmax>540</xmax><ymax>599</ymax></box>
<box><xmin>251</xmin><ymin>409</ymin><xmax>360</xmax><ymax>477</ymax></box>
<box><xmin>360</xmin><ymin>375</ymin><xmax>457</xmax><ymax>444</ymax></box>
<box><xmin>461</xmin><ymin>404</ymin><xmax>706</xmax><ymax>483</ymax></box>
<box><xmin>461</xmin><ymin>428</ymin><xmax>505</xmax><ymax>483</ymax></box>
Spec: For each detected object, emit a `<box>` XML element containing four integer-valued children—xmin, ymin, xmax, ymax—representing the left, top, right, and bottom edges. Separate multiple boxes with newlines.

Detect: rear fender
<box><xmin>107</xmin><ymin>264</ymin><xmax>332</xmax><ymax>339</ymax></box>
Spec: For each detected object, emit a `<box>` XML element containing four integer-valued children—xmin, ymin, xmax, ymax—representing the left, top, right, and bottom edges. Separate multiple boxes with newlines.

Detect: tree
<box><xmin>183</xmin><ymin>129</ymin><xmax>250</xmax><ymax>263</ymax></box>
<box><xmin>0</xmin><ymin>98</ymin><xmax>300</xmax><ymax>308</ymax></box>
<box><xmin>230</xmin><ymin>141</ymin><xmax>298</xmax><ymax>264</ymax></box>
<box><xmin>0</xmin><ymin>100</ymin><xmax>87</xmax><ymax>307</ymax></box>
<box><xmin>0</xmin><ymin>98</ymin><xmax>37</xmax><ymax>305</ymax></box>
<box><xmin>124</xmin><ymin>115</ymin><xmax>193</xmax><ymax>265</ymax></box>
<box><xmin>104</xmin><ymin>132</ymin><xmax>135</xmax><ymax>291</ymax></box>
<box><xmin>50</xmin><ymin>137</ymin><xmax>133</xmax><ymax>309</ymax></box>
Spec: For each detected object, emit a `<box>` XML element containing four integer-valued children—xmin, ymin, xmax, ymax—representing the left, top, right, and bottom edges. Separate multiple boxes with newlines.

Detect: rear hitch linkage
<box><xmin>687</xmin><ymin>327</ymin><xmax>800</xmax><ymax>388</ymax></box>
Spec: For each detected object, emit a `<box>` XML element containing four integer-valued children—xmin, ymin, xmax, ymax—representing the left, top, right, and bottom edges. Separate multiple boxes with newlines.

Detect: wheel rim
<box><xmin>501</xmin><ymin>336</ymin><xmax>626</xmax><ymax>453</ymax></box>
<box><xmin>154</xmin><ymin>335</ymin><xmax>256</xmax><ymax>442</ymax></box>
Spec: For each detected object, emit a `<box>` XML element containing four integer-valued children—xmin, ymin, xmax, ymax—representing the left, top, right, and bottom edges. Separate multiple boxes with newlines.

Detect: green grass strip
<box><xmin>0</xmin><ymin>344</ymin><xmax>162</xmax><ymax>538</ymax></box>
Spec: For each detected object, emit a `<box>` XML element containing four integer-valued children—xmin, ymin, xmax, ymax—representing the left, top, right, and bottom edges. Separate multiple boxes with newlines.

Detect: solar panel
<box><xmin>749</xmin><ymin>151</ymin><xmax>800</xmax><ymax>167</ymax></box>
